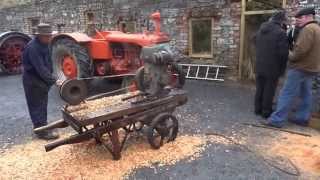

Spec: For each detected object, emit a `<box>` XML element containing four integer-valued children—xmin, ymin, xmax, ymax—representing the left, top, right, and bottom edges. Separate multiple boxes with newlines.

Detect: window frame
<box><xmin>189</xmin><ymin>18</ymin><xmax>213</xmax><ymax>58</ymax></box>
<box><xmin>125</xmin><ymin>21</ymin><xmax>137</xmax><ymax>33</ymax></box>
<box><xmin>27</xmin><ymin>17</ymin><xmax>40</xmax><ymax>34</ymax></box>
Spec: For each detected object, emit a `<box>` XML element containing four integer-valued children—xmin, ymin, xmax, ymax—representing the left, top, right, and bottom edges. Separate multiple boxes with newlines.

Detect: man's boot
<box><xmin>261</xmin><ymin>110</ymin><xmax>272</xmax><ymax>119</ymax></box>
<box><xmin>34</xmin><ymin>129</ymin><xmax>59</xmax><ymax>140</ymax></box>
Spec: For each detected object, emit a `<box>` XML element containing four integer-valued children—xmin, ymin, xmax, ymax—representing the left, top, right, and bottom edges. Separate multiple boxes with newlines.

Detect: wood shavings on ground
<box><xmin>68</xmin><ymin>91</ymin><xmax>139</xmax><ymax>120</ymax></box>
<box><xmin>0</xmin><ymin>134</ymin><xmax>214</xmax><ymax>180</ymax></box>
<box><xmin>268</xmin><ymin>133</ymin><xmax>320</xmax><ymax>176</ymax></box>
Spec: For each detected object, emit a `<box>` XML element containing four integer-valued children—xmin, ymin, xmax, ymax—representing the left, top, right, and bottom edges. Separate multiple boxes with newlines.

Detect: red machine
<box><xmin>51</xmin><ymin>12</ymin><xmax>170</xmax><ymax>81</ymax></box>
<box><xmin>52</xmin><ymin>12</ymin><xmax>185</xmax><ymax>105</ymax></box>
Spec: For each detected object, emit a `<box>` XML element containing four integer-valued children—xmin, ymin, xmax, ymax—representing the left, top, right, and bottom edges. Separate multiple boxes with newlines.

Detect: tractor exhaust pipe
<box><xmin>151</xmin><ymin>11</ymin><xmax>161</xmax><ymax>35</ymax></box>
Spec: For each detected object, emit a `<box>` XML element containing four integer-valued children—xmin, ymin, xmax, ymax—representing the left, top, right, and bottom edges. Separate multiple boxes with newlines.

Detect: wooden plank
<box><xmin>244</xmin><ymin>10</ymin><xmax>278</xmax><ymax>15</ymax></box>
<box><xmin>189</xmin><ymin>18</ymin><xmax>192</xmax><ymax>58</ymax></box>
<box><xmin>239</xmin><ymin>0</ymin><xmax>246</xmax><ymax>79</ymax></box>
<box><xmin>282</xmin><ymin>0</ymin><xmax>287</xmax><ymax>8</ymax></box>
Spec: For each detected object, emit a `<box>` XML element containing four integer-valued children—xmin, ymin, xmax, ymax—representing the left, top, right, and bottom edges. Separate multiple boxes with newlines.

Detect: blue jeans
<box><xmin>269</xmin><ymin>69</ymin><xmax>315</xmax><ymax>127</ymax></box>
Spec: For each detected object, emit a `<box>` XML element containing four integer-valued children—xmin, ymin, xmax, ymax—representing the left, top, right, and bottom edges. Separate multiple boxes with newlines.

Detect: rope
<box><xmin>242</xmin><ymin>123</ymin><xmax>312</xmax><ymax>137</ymax></box>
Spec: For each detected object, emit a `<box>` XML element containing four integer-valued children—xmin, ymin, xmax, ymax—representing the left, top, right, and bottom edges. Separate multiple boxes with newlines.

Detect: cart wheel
<box><xmin>147</xmin><ymin>113</ymin><xmax>178</xmax><ymax>149</ymax></box>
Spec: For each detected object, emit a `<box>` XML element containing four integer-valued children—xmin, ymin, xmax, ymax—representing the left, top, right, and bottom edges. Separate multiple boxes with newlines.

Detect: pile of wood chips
<box><xmin>67</xmin><ymin>91</ymin><xmax>139</xmax><ymax>120</ymax></box>
<box><xmin>268</xmin><ymin>133</ymin><xmax>320</xmax><ymax>176</ymax></box>
<box><xmin>0</xmin><ymin>134</ymin><xmax>222</xmax><ymax>180</ymax></box>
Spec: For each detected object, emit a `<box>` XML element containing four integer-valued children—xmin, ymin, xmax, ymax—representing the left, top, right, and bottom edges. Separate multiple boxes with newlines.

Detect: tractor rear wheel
<box><xmin>0</xmin><ymin>32</ymin><xmax>31</xmax><ymax>74</ymax></box>
<box><xmin>51</xmin><ymin>38</ymin><xmax>92</xmax><ymax>81</ymax></box>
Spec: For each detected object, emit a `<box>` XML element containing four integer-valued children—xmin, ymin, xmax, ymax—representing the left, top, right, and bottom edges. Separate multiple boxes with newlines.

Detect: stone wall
<box><xmin>0</xmin><ymin>0</ymin><xmax>241</xmax><ymax>79</ymax></box>
<box><xmin>287</xmin><ymin>0</ymin><xmax>320</xmax><ymax>20</ymax></box>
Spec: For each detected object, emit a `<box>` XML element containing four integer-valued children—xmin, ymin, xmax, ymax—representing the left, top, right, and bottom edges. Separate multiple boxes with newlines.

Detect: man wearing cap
<box><xmin>267</xmin><ymin>7</ymin><xmax>320</xmax><ymax>128</ymax></box>
<box><xmin>22</xmin><ymin>23</ymin><xmax>61</xmax><ymax>139</ymax></box>
<box><xmin>254</xmin><ymin>11</ymin><xmax>289</xmax><ymax>118</ymax></box>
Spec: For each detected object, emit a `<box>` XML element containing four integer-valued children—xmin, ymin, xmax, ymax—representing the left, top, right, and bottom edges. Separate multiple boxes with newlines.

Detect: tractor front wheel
<box><xmin>51</xmin><ymin>38</ymin><xmax>92</xmax><ymax>81</ymax></box>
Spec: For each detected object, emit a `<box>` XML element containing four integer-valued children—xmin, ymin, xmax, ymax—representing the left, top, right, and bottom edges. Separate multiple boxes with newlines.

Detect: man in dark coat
<box><xmin>254</xmin><ymin>11</ymin><xmax>289</xmax><ymax>118</ymax></box>
<box><xmin>22</xmin><ymin>23</ymin><xmax>60</xmax><ymax>140</ymax></box>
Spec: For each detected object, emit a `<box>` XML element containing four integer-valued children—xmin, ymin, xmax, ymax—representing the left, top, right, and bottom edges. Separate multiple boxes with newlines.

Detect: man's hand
<box><xmin>288</xmin><ymin>50</ymin><xmax>294</xmax><ymax>60</ymax></box>
<box><xmin>56</xmin><ymin>79</ymin><xmax>63</xmax><ymax>86</ymax></box>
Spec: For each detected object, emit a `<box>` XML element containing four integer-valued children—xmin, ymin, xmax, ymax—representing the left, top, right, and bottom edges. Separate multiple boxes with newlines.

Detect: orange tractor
<box><xmin>51</xmin><ymin>12</ymin><xmax>185</xmax><ymax>104</ymax></box>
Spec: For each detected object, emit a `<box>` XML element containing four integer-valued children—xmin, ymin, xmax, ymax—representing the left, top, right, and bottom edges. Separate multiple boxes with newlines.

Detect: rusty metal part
<box><xmin>136</xmin><ymin>46</ymin><xmax>185</xmax><ymax>96</ymax></box>
<box><xmin>0</xmin><ymin>32</ymin><xmax>31</xmax><ymax>74</ymax></box>
<box><xmin>60</xmin><ymin>79</ymin><xmax>88</xmax><ymax>105</ymax></box>
<box><xmin>147</xmin><ymin>113</ymin><xmax>178</xmax><ymax>149</ymax></box>
<box><xmin>58</xmin><ymin>73</ymin><xmax>135</xmax><ymax>105</ymax></box>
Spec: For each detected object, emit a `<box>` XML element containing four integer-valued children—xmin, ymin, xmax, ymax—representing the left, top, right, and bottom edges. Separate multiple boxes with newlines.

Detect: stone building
<box><xmin>0</xmin><ymin>0</ymin><xmax>319</xmax><ymax>79</ymax></box>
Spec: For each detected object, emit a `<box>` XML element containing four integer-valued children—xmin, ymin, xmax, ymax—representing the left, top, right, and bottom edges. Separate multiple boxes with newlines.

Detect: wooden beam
<box><xmin>282</xmin><ymin>0</ymin><xmax>287</xmax><ymax>8</ymax></box>
<box><xmin>244</xmin><ymin>10</ymin><xmax>278</xmax><ymax>15</ymax></box>
<box><xmin>239</xmin><ymin>0</ymin><xmax>246</xmax><ymax>79</ymax></box>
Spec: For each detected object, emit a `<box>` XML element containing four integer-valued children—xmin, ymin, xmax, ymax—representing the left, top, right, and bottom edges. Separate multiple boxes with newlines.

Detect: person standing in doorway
<box><xmin>267</xmin><ymin>7</ymin><xmax>320</xmax><ymax>128</ymax></box>
<box><xmin>254</xmin><ymin>11</ymin><xmax>289</xmax><ymax>118</ymax></box>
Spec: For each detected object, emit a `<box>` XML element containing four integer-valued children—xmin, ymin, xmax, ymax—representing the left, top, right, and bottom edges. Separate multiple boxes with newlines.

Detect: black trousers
<box><xmin>23</xmin><ymin>74</ymin><xmax>50</xmax><ymax>128</ymax></box>
<box><xmin>254</xmin><ymin>74</ymin><xmax>279</xmax><ymax>117</ymax></box>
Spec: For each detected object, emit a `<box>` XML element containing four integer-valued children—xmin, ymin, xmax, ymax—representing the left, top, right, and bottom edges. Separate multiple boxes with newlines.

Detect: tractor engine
<box><xmin>139</xmin><ymin>47</ymin><xmax>174</xmax><ymax>95</ymax></box>
<box><xmin>135</xmin><ymin>44</ymin><xmax>185</xmax><ymax>97</ymax></box>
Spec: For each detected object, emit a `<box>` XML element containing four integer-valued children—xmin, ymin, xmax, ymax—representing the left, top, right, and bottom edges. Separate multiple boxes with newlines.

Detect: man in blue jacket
<box><xmin>22</xmin><ymin>23</ymin><xmax>60</xmax><ymax>140</ymax></box>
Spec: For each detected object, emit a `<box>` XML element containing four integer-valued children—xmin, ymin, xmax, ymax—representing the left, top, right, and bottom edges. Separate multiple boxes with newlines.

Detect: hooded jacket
<box><xmin>255</xmin><ymin>20</ymin><xmax>289</xmax><ymax>78</ymax></box>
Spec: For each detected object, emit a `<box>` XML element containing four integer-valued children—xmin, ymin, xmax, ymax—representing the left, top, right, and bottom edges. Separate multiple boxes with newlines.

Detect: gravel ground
<box><xmin>0</xmin><ymin>74</ymin><xmax>318</xmax><ymax>179</ymax></box>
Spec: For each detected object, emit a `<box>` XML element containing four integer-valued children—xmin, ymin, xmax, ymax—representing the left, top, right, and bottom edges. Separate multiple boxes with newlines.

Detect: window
<box><xmin>86</xmin><ymin>12</ymin><xmax>95</xmax><ymax>22</ymax></box>
<box><xmin>124</xmin><ymin>21</ymin><xmax>136</xmax><ymax>33</ymax></box>
<box><xmin>28</xmin><ymin>17</ymin><xmax>40</xmax><ymax>34</ymax></box>
<box><xmin>189</xmin><ymin>18</ymin><xmax>213</xmax><ymax>58</ymax></box>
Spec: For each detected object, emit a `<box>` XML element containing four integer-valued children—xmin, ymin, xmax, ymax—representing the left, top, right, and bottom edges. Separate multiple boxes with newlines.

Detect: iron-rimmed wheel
<box><xmin>51</xmin><ymin>38</ymin><xmax>92</xmax><ymax>81</ymax></box>
<box><xmin>0</xmin><ymin>32</ymin><xmax>31</xmax><ymax>74</ymax></box>
<box><xmin>147</xmin><ymin>113</ymin><xmax>179</xmax><ymax>149</ymax></box>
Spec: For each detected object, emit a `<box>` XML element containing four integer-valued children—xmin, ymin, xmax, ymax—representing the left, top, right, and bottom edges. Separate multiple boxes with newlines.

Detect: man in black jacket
<box><xmin>254</xmin><ymin>11</ymin><xmax>289</xmax><ymax>118</ymax></box>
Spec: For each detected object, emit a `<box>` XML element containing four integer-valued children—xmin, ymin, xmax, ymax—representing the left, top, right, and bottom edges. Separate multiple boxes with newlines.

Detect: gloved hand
<box><xmin>56</xmin><ymin>79</ymin><xmax>63</xmax><ymax>86</ymax></box>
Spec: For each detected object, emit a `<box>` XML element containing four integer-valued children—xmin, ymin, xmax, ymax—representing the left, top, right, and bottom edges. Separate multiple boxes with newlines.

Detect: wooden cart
<box><xmin>35</xmin><ymin>90</ymin><xmax>187</xmax><ymax>160</ymax></box>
